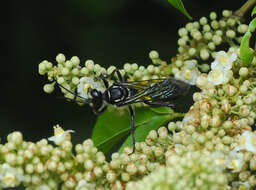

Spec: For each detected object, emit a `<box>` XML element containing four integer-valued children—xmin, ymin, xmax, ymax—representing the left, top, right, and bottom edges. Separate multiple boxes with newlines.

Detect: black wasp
<box><xmin>56</xmin><ymin>69</ymin><xmax>191</xmax><ymax>153</ymax></box>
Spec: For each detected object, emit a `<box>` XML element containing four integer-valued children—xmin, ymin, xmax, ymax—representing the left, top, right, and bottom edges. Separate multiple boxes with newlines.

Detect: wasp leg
<box><xmin>98</xmin><ymin>69</ymin><xmax>123</xmax><ymax>87</ymax></box>
<box><xmin>128</xmin><ymin>105</ymin><xmax>136</xmax><ymax>154</ymax></box>
<box><xmin>144</xmin><ymin>101</ymin><xmax>175</xmax><ymax>108</ymax></box>
<box><xmin>98</xmin><ymin>74</ymin><xmax>109</xmax><ymax>88</ymax></box>
<box><xmin>110</xmin><ymin>69</ymin><xmax>124</xmax><ymax>82</ymax></box>
<box><xmin>93</xmin><ymin>105</ymin><xmax>107</xmax><ymax>116</ymax></box>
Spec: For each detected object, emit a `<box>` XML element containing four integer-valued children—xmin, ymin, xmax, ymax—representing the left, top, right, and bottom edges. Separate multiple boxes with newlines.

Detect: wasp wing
<box><xmin>114</xmin><ymin>78</ymin><xmax>166</xmax><ymax>90</ymax></box>
<box><xmin>114</xmin><ymin>78</ymin><xmax>191</xmax><ymax>106</ymax></box>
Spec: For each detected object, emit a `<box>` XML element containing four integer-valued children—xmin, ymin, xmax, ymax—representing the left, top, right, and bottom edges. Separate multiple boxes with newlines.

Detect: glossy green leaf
<box><xmin>251</xmin><ymin>6</ymin><xmax>256</xmax><ymax>17</ymax></box>
<box><xmin>168</xmin><ymin>0</ymin><xmax>192</xmax><ymax>20</ymax></box>
<box><xmin>249</xmin><ymin>18</ymin><xmax>256</xmax><ymax>32</ymax></box>
<box><xmin>240</xmin><ymin>31</ymin><xmax>254</xmax><ymax>65</ymax></box>
<box><xmin>92</xmin><ymin>107</ymin><xmax>173</xmax><ymax>154</ymax></box>
<box><xmin>240</xmin><ymin>7</ymin><xmax>256</xmax><ymax>66</ymax></box>
<box><xmin>118</xmin><ymin>113</ymin><xmax>170</xmax><ymax>153</ymax></box>
<box><xmin>119</xmin><ymin>107</ymin><xmax>185</xmax><ymax>153</ymax></box>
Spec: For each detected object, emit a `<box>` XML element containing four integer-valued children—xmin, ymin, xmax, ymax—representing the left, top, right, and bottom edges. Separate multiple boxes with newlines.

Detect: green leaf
<box><xmin>118</xmin><ymin>113</ymin><xmax>171</xmax><ymax>153</ymax></box>
<box><xmin>240</xmin><ymin>7</ymin><xmax>256</xmax><ymax>66</ymax></box>
<box><xmin>249</xmin><ymin>18</ymin><xmax>256</xmax><ymax>32</ymax></box>
<box><xmin>251</xmin><ymin>5</ymin><xmax>256</xmax><ymax>17</ymax></box>
<box><xmin>92</xmin><ymin>107</ymin><xmax>173</xmax><ymax>154</ymax></box>
<box><xmin>240</xmin><ymin>31</ymin><xmax>254</xmax><ymax>65</ymax></box>
<box><xmin>168</xmin><ymin>0</ymin><xmax>192</xmax><ymax>20</ymax></box>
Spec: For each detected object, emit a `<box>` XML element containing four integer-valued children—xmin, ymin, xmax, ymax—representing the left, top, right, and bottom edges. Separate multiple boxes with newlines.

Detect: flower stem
<box><xmin>170</xmin><ymin>112</ymin><xmax>185</xmax><ymax>120</ymax></box>
<box><xmin>234</xmin><ymin>0</ymin><xmax>256</xmax><ymax>18</ymax></box>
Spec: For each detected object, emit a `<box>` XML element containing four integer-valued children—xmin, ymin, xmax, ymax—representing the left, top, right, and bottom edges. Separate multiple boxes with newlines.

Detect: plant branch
<box><xmin>234</xmin><ymin>0</ymin><xmax>256</xmax><ymax>18</ymax></box>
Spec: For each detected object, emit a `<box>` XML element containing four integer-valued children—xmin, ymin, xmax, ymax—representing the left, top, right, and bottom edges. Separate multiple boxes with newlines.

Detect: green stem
<box><xmin>231</xmin><ymin>110</ymin><xmax>240</xmax><ymax>115</ymax></box>
<box><xmin>234</xmin><ymin>0</ymin><xmax>256</xmax><ymax>18</ymax></box>
<box><xmin>170</xmin><ymin>112</ymin><xmax>185</xmax><ymax>120</ymax></box>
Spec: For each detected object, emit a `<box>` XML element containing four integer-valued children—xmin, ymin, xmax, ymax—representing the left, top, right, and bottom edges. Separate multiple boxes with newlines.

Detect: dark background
<box><xmin>1</xmin><ymin>0</ymin><xmax>246</xmax><ymax>145</ymax></box>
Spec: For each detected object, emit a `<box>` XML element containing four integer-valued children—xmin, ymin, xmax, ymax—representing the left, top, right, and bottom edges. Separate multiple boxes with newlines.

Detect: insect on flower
<box><xmin>55</xmin><ymin>70</ymin><xmax>191</xmax><ymax>153</ymax></box>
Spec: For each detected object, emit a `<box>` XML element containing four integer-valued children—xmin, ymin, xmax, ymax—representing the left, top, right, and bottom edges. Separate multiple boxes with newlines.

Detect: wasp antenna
<box><xmin>56</xmin><ymin>96</ymin><xmax>86</xmax><ymax>104</ymax></box>
<box><xmin>53</xmin><ymin>79</ymin><xmax>92</xmax><ymax>104</ymax></box>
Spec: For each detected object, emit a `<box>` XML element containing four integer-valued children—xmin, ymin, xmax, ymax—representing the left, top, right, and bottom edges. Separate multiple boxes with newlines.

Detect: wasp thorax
<box><xmin>104</xmin><ymin>86</ymin><xmax>129</xmax><ymax>104</ymax></box>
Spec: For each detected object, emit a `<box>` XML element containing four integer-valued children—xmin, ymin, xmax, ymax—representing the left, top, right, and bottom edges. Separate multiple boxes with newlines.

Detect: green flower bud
<box><xmin>81</xmin><ymin>67</ymin><xmax>89</xmax><ymax>75</ymax></box>
<box><xmin>212</xmin><ymin>35</ymin><xmax>222</xmax><ymax>45</ymax></box>
<box><xmin>72</xmin><ymin>77</ymin><xmax>80</xmax><ymax>85</ymax></box>
<box><xmin>222</xmin><ymin>10</ymin><xmax>231</xmax><ymax>17</ymax></box>
<box><xmin>226</xmin><ymin>30</ymin><xmax>236</xmax><ymax>38</ymax></box>
<box><xmin>56</xmin><ymin>53</ymin><xmax>66</xmax><ymax>64</ymax></box>
<box><xmin>71</xmin><ymin>56</ymin><xmax>80</xmax><ymax>66</ymax></box>
<box><xmin>199</xmin><ymin>17</ymin><xmax>208</xmax><ymax>25</ymax></box>
<box><xmin>43</xmin><ymin>83</ymin><xmax>55</xmax><ymax>93</ymax></box>
<box><xmin>188</xmin><ymin>48</ymin><xmax>196</xmax><ymax>56</ymax></box>
<box><xmin>61</xmin><ymin>67</ymin><xmax>69</xmax><ymax>76</ymax></box>
<box><xmin>211</xmin><ymin>20</ymin><xmax>219</xmax><ymax>29</ymax></box>
<box><xmin>185</xmin><ymin>23</ymin><xmax>193</xmax><ymax>31</ymax></box>
<box><xmin>209</xmin><ymin>12</ymin><xmax>217</xmax><ymax>20</ymax></box>
<box><xmin>178</xmin><ymin>27</ymin><xmax>188</xmax><ymax>36</ymax></box>
<box><xmin>65</xmin><ymin>60</ymin><xmax>73</xmax><ymax>69</ymax></box>
<box><xmin>238</xmin><ymin>24</ymin><xmax>248</xmax><ymax>33</ymax></box>
<box><xmin>219</xmin><ymin>20</ymin><xmax>226</xmax><ymax>28</ymax></box>
<box><xmin>208</xmin><ymin>42</ymin><xmax>215</xmax><ymax>50</ymax></box>
<box><xmin>239</xmin><ymin>67</ymin><xmax>248</xmax><ymax>77</ymax></box>
<box><xmin>85</xmin><ymin>60</ymin><xmax>95</xmax><ymax>71</ymax></box>
<box><xmin>149</xmin><ymin>50</ymin><xmax>159</xmax><ymax>59</ymax></box>
<box><xmin>227</xmin><ymin>18</ymin><xmax>236</xmax><ymax>26</ymax></box>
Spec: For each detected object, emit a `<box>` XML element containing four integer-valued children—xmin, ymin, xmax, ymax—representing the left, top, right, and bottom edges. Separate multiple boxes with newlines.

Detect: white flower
<box><xmin>0</xmin><ymin>164</ymin><xmax>24</xmax><ymax>188</ymax></box>
<box><xmin>234</xmin><ymin>131</ymin><xmax>256</xmax><ymax>154</ymax></box>
<box><xmin>227</xmin><ymin>150</ymin><xmax>245</xmax><ymax>172</ymax></box>
<box><xmin>211</xmin><ymin>152</ymin><xmax>227</xmax><ymax>170</ymax></box>
<box><xmin>175</xmin><ymin>60</ymin><xmax>201</xmax><ymax>85</ymax></box>
<box><xmin>48</xmin><ymin>125</ymin><xmax>74</xmax><ymax>145</ymax></box>
<box><xmin>207</xmin><ymin>50</ymin><xmax>236</xmax><ymax>86</ymax></box>
<box><xmin>77</xmin><ymin>77</ymin><xmax>105</xmax><ymax>99</ymax></box>
<box><xmin>75</xmin><ymin>179</ymin><xmax>96</xmax><ymax>190</ymax></box>
<box><xmin>207</xmin><ymin>68</ymin><xmax>229</xmax><ymax>85</ymax></box>
<box><xmin>211</xmin><ymin>51</ymin><xmax>237</xmax><ymax>70</ymax></box>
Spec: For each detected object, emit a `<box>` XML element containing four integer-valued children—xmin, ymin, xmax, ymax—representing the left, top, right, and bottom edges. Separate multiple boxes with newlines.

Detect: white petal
<box><xmin>48</xmin><ymin>136</ymin><xmax>56</xmax><ymax>141</ymax></box>
<box><xmin>211</xmin><ymin>60</ymin><xmax>219</xmax><ymax>70</ymax></box>
<box><xmin>230</xmin><ymin>53</ymin><xmax>237</xmax><ymax>62</ymax></box>
<box><xmin>65</xmin><ymin>130</ymin><xmax>75</xmax><ymax>133</ymax></box>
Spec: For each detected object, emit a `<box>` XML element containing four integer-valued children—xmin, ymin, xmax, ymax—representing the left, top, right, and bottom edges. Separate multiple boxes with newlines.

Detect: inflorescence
<box><xmin>1</xmin><ymin>9</ymin><xmax>256</xmax><ymax>190</ymax></box>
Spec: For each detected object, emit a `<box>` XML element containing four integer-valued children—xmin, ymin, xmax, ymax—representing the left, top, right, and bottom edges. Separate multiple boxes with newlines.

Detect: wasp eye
<box><xmin>91</xmin><ymin>89</ymin><xmax>102</xmax><ymax>99</ymax></box>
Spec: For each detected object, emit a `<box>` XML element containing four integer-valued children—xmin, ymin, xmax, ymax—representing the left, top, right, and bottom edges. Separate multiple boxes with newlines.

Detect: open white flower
<box><xmin>48</xmin><ymin>125</ymin><xmax>74</xmax><ymax>145</ymax></box>
<box><xmin>207</xmin><ymin>68</ymin><xmax>229</xmax><ymax>85</ymax></box>
<box><xmin>0</xmin><ymin>164</ymin><xmax>24</xmax><ymax>188</ymax></box>
<box><xmin>211</xmin><ymin>51</ymin><xmax>237</xmax><ymax>70</ymax></box>
<box><xmin>227</xmin><ymin>150</ymin><xmax>245</xmax><ymax>172</ymax></box>
<box><xmin>76</xmin><ymin>179</ymin><xmax>96</xmax><ymax>190</ymax></box>
<box><xmin>77</xmin><ymin>77</ymin><xmax>105</xmax><ymax>99</ymax></box>
<box><xmin>175</xmin><ymin>60</ymin><xmax>200</xmax><ymax>85</ymax></box>
<box><xmin>211</xmin><ymin>152</ymin><xmax>227</xmax><ymax>170</ymax></box>
<box><xmin>234</xmin><ymin>131</ymin><xmax>256</xmax><ymax>154</ymax></box>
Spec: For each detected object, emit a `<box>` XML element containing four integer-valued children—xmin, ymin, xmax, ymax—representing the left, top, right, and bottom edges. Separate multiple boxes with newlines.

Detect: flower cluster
<box><xmin>176</xmin><ymin>10</ymin><xmax>247</xmax><ymax>63</ymax></box>
<box><xmin>207</xmin><ymin>50</ymin><xmax>237</xmax><ymax>85</ymax></box>
<box><xmin>38</xmin><ymin>9</ymin><xmax>249</xmax><ymax>108</ymax></box>
<box><xmin>130</xmin><ymin>151</ymin><xmax>228</xmax><ymax>190</ymax></box>
<box><xmin>2</xmin><ymin>7</ymin><xmax>256</xmax><ymax>190</ymax></box>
